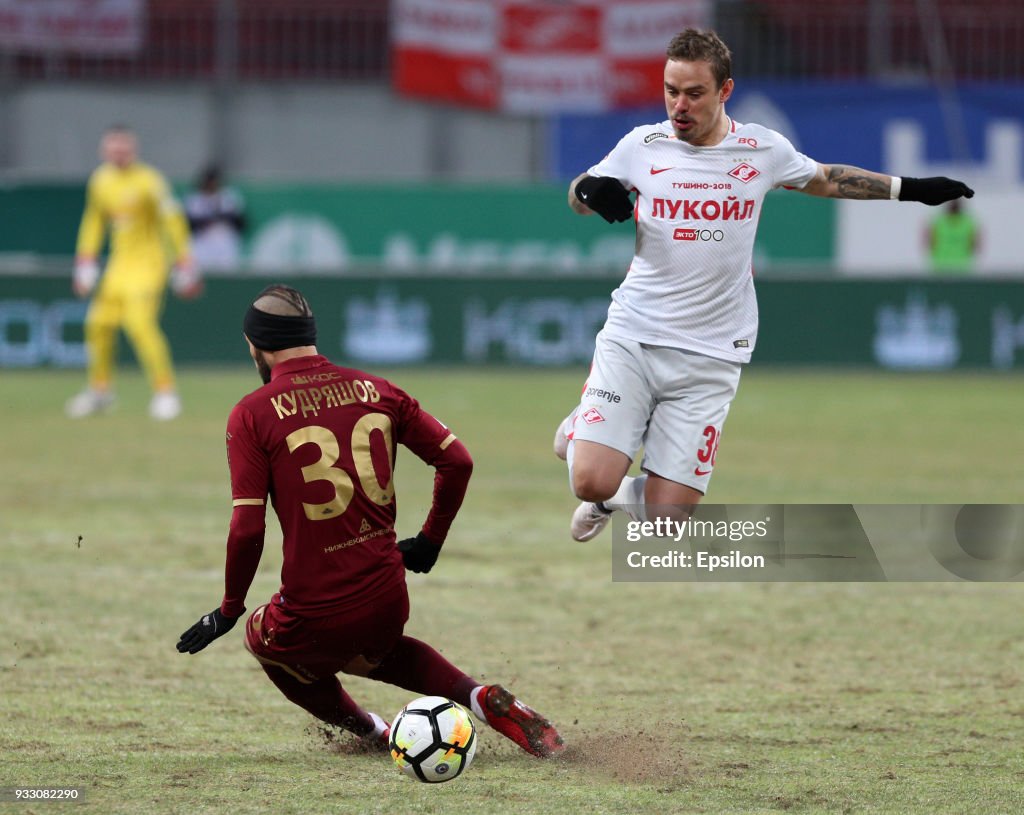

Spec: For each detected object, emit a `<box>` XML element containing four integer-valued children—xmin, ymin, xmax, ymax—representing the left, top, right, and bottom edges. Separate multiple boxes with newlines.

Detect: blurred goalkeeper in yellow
<box><xmin>66</xmin><ymin>125</ymin><xmax>201</xmax><ymax>421</ymax></box>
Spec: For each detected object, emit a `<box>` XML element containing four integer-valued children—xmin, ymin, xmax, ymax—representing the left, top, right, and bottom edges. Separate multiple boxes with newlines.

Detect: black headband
<box><xmin>243</xmin><ymin>305</ymin><xmax>317</xmax><ymax>351</ymax></box>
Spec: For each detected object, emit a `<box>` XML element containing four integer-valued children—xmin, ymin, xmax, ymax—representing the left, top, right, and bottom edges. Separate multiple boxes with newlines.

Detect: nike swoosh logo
<box><xmin>693</xmin><ymin>467</ymin><xmax>712</xmax><ymax>476</ymax></box>
<box><xmin>650</xmin><ymin>167</ymin><xmax>673</xmax><ymax>175</ymax></box>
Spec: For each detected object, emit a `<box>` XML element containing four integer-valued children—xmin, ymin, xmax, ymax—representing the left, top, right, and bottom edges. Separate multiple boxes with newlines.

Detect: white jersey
<box><xmin>589</xmin><ymin>118</ymin><xmax>817</xmax><ymax>363</ymax></box>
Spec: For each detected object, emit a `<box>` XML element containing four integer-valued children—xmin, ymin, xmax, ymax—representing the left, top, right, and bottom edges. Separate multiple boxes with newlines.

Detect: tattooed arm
<box><xmin>801</xmin><ymin>163</ymin><xmax>893</xmax><ymax>200</ymax></box>
<box><xmin>801</xmin><ymin>164</ymin><xmax>974</xmax><ymax>205</ymax></box>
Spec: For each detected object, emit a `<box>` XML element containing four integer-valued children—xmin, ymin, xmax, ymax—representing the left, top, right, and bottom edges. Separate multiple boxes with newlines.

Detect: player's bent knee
<box><xmin>571</xmin><ymin>470</ymin><xmax>619</xmax><ymax>504</ymax></box>
<box><xmin>341</xmin><ymin>654</ymin><xmax>382</xmax><ymax>677</ymax></box>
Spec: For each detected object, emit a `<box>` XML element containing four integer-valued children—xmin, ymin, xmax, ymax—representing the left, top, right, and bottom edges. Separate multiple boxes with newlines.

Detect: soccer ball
<box><xmin>389</xmin><ymin>696</ymin><xmax>477</xmax><ymax>783</ymax></box>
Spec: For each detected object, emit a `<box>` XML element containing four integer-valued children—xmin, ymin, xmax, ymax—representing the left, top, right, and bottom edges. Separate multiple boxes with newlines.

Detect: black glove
<box><xmin>176</xmin><ymin>607</ymin><xmax>238</xmax><ymax>654</ymax></box>
<box><xmin>397</xmin><ymin>532</ymin><xmax>441</xmax><ymax>574</ymax></box>
<box><xmin>899</xmin><ymin>176</ymin><xmax>974</xmax><ymax>206</ymax></box>
<box><xmin>575</xmin><ymin>176</ymin><xmax>634</xmax><ymax>223</ymax></box>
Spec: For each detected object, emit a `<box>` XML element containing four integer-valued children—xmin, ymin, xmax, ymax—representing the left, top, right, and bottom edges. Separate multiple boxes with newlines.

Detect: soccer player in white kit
<box><xmin>557</xmin><ymin>29</ymin><xmax>974</xmax><ymax>541</ymax></box>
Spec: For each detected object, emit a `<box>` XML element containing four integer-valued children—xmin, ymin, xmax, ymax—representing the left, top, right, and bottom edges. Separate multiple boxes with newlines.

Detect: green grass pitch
<box><xmin>3</xmin><ymin>367</ymin><xmax>1023</xmax><ymax>814</ymax></box>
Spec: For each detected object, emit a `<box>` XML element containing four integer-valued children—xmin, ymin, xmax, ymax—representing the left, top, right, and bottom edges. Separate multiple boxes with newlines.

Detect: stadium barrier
<box><xmin>0</xmin><ymin>184</ymin><xmax>835</xmax><ymax>271</ymax></box>
<box><xmin>2</xmin><ymin>274</ymin><xmax>1023</xmax><ymax>370</ymax></box>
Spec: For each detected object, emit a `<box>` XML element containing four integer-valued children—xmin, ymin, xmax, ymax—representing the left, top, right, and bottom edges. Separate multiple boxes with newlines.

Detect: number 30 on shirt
<box><xmin>285</xmin><ymin>414</ymin><xmax>394</xmax><ymax>521</ymax></box>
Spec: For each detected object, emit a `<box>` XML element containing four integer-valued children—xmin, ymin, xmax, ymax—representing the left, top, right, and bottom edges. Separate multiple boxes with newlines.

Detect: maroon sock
<box><xmin>369</xmin><ymin>636</ymin><xmax>479</xmax><ymax>707</ymax></box>
<box><xmin>259</xmin><ymin>662</ymin><xmax>374</xmax><ymax>735</ymax></box>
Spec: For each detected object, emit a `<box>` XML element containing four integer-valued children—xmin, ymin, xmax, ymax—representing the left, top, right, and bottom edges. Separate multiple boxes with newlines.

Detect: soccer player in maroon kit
<box><xmin>177</xmin><ymin>284</ymin><xmax>563</xmax><ymax>757</ymax></box>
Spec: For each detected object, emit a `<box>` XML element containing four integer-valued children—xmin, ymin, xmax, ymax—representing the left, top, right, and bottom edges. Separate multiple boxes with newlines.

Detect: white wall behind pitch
<box><xmin>837</xmin><ymin>191</ymin><xmax>1023</xmax><ymax>275</ymax></box>
<box><xmin>7</xmin><ymin>82</ymin><xmax>537</xmax><ymax>182</ymax></box>
<box><xmin>13</xmin><ymin>84</ymin><xmax>211</xmax><ymax>179</ymax></box>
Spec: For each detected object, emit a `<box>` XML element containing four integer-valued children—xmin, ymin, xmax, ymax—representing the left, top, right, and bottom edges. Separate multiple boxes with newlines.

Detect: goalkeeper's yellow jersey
<box><xmin>76</xmin><ymin>161</ymin><xmax>190</xmax><ymax>287</ymax></box>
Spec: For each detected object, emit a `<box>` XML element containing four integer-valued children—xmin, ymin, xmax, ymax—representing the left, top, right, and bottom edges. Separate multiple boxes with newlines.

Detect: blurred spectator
<box><xmin>926</xmin><ymin>199</ymin><xmax>980</xmax><ymax>274</ymax></box>
<box><xmin>185</xmin><ymin>164</ymin><xmax>247</xmax><ymax>270</ymax></box>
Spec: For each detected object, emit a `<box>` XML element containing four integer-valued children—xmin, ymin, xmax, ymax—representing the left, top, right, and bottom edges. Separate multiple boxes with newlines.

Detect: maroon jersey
<box><xmin>220</xmin><ymin>355</ymin><xmax>466</xmax><ymax>617</ymax></box>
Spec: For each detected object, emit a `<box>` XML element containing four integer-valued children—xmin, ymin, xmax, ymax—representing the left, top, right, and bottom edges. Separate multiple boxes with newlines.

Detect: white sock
<box><xmin>366</xmin><ymin>711</ymin><xmax>389</xmax><ymax>738</ymax></box>
<box><xmin>469</xmin><ymin>685</ymin><xmax>487</xmax><ymax>720</ymax></box>
<box><xmin>603</xmin><ymin>475</ymin><xmax>647</xmax><ymax>522</ymax></box>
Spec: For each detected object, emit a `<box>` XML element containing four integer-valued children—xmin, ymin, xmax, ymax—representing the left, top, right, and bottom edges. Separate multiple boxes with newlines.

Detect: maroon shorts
<box><xmin>245</xmin><ymin>586</ymin><xmax>410</xmax><ymax>683</ymax></box>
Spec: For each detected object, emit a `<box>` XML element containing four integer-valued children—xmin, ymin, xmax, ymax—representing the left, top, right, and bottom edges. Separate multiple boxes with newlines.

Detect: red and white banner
<box><xmin>392</xmin><ymin>0</ymin><xmax>710</xmax><ymax>113</ymax></box>
<box><xmin>0</xmin><ymin>0</ymin><xmax>145</xmax><ymax>55</ymax></box>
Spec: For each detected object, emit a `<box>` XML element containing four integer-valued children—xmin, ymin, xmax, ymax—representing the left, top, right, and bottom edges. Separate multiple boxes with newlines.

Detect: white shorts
<box><xmin>570</xmin><ymin>330</ymin><xmax>742</xmax><ymax>492</ymax></box>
